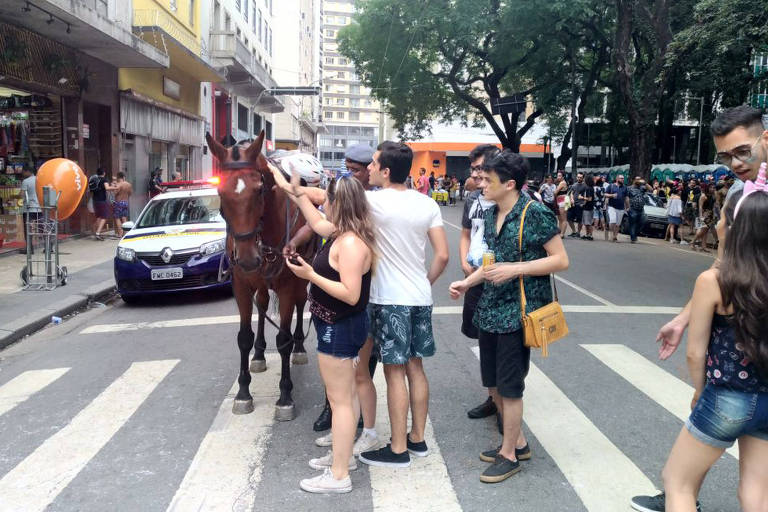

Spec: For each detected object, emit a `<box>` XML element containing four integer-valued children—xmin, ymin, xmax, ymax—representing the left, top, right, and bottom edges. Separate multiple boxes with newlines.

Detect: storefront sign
<box><xmin>265</xmin><ymin>140</ymin><xmax>274</xmax><ymax>151</ymax></box>
<box><xmin>82</xmin><ymin>123</ymin><xmax>89</xmax><ymax>139</ymax></box>
<box><xmin>163</xmin><ymin>77</ymin><xmax>181</xmax><ymax>100</ymax></box>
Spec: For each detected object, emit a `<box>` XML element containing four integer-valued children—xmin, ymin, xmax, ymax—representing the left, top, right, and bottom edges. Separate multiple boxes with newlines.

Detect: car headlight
<box><xmin>200</xmin><ymin>238</ymin><xmax>226</xmax><ymax>256</ymax></box>
<box><xmin>117</xmin><ymin>246</ymin><xmax>135</xmax><ymax>262</ymax></box>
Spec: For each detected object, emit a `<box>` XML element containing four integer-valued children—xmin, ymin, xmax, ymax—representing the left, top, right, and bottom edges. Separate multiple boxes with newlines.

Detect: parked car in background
<box><xmin>114</xmin><ymin>187</ymin><xmax>230</xmax><ymax>303</ymax></box>
<box><xmin>620</xmin><ymin>194</ymin><xmax>669</xmax><ymax>238</ymax></box>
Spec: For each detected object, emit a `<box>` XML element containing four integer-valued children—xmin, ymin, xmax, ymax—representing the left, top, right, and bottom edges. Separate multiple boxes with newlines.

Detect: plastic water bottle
<box><xmin>51</xmin><ymin>316</ymin><xmax>62</xmax><ymax>325</ymax></box>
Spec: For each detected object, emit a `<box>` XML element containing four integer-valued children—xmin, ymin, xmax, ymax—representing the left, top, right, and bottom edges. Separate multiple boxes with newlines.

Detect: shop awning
<box><xmin>0</xmin><ymin>2</ymin><xmax>168</xmax><ymax>68</ymax></box>
<box><xmin>120</xmin><ymin>90</ymin><xmax>204</xmax><ymax>147</ymax></box>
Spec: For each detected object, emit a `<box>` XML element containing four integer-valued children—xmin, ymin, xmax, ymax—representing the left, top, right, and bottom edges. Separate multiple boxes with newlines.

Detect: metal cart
<box><xmin>21</xmin><ymin>186</ymin><xmax>67</xmax><ymax>290</ymax></box>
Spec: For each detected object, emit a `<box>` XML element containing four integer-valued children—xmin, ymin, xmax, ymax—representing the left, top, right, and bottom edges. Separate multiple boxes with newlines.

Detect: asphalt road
<box><xmin>0</xmin><ymin>202</ymin><xmax>734</xmax><ymax>512</ymax></box>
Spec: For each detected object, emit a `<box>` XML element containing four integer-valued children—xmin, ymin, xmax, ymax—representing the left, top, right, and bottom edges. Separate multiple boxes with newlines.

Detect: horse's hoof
<box><xmin>232</xmin><ymin>399</ymin><xmax>254</xmax><ymax>415</ymax></box>
<box><xmin>275</xmin><ymin>404</ymin><xmax>295</xmax><ymax>421</ymax></box>
<box><xmin>250</xmin><ymin>359</ymin><xmax>267</xmax><ymax>373</ymax></box>
<box><xmin>291</xmin><ymin>352</ymin><xmax>308</xmax><ymax>365</ymax></box>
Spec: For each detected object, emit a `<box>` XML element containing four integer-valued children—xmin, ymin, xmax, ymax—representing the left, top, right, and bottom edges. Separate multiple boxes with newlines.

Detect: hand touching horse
<box><xmin>206</xmin><ymin>131</ymin><xmax>316</xmax><ymax>420</ymax></box>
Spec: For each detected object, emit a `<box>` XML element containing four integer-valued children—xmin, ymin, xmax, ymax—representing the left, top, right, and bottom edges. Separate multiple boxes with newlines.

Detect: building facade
<box><xmin>319</xmin><ymin>0</ymin><xmax>379</xmax><ymax>170</ymax></box>
<box><xmin>272</xmin><ymin>0</ymin><xmax>323</xmax><ymax>154</ymax></box>
<box><xmin>0</xmin><ymin>0</ymin><xmax>168</xmax><ymax>240</ymax></box>
<box><xmin>203</xmin><ymin>0</ymin><xmax>283</xmax><ymax>177</ymax></box>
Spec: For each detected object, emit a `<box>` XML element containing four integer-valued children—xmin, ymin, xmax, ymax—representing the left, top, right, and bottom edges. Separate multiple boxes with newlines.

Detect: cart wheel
<box><xmin>20</xmin><ymin>266</ymin><xmax>29</xmax><ymax>285</ymax></box>
<box><xmin>58</xmin><ymin>266</ymin><xmax>68</xmax><ymax>286</ymax></box>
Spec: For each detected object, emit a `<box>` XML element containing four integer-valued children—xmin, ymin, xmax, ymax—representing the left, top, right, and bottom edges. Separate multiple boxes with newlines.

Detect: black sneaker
<box><xmin>359</xmin><ymin>444</ymin><xmax>411</xmax><ymax>468</ymax></box>
<box><xmin>313</xmin><ymin>403</ymin><xmax>332</xmax><ymax>432</ymax></box>
<box><xmin>407</xmin><ymin>435</ymin><xmax>429</xmax><ymax>457</ymax></box>
<box><xmin>467</xmin><ymin>396</ymin><xmax>497</xmax><ymax>419</ymax></box>
<box><xmin>630</xmin><ymin>492</ymin><xmax>702</xmax><ymax>512</ymax></box>
<box><xmin>480</xmin><ymin>454</ymin><xmax>521</xmax><ymax>483</ymax></box>
<box><xmin>479</xmin><ymin>444</ymin><xmax>531</xmax><ymax>463</ymax></box>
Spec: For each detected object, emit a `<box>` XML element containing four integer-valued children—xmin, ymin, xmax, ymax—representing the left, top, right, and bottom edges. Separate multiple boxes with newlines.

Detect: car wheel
<box><xmin>120</xmin><ymin>294</ymin><xmax>141</xmax><ymax>305</ymax></box>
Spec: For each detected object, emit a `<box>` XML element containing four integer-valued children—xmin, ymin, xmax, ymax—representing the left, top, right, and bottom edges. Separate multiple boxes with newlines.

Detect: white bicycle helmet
<box><xmin>268</xmin><ymin>150</ymin><xmax>324</xmax><ymax>187</ymax></box>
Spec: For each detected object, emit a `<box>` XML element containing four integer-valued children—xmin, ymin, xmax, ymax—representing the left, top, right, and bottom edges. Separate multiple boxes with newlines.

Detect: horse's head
<box><xmin>206</xmin><ymin>130</ymin><xmax>273</xmax><ymax>272</ymax></box>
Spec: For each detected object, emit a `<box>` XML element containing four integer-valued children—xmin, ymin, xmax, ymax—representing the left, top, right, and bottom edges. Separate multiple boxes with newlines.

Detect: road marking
<box><xmin>442</xmin><ymin>219</ymin><xmax>463</xmax><ymax>231</ymax></box>
<box><xmin>0</xmin><ymin>368</ymin><xmax>70</xmax><ymax>418</ymax></box>
<box><xmin>554</xmin><ymin>275</ymin><xmax>616</xmax><ymax>307</ymax></box>
<box><xmin>0</xmin><ymin>360</ymin><xmax>178</xmax><ymax>512</ymax></box>
<box><xmin>80</xmin><ymin>306</ymin><xmax>680</xmax><ymax>335</ymax></box>
<box><xmin>368</xmin><ymin>369</ymin><xmax>462</xmax><ymax>512</ymax></box>
<box><xmin>167</xmin><ymin>354</ymin><xmax>281</xmax><ymax>512</ymax></box>
<box><xmin>582</xmin><ymin>344</ymin><xmax>738</xmax><ymax>459</ymax></box>
<box><xmin>470</xmin><ymin>346</ymin><xmax>657</xmax><ymax>510</ymax></box>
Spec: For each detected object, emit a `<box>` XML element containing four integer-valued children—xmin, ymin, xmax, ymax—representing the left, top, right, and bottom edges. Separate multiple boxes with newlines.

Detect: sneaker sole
<box><xmin>353</xmin><ymin>442</ymin><xmax>381</xmax><ymax>458</ymax></box>
<box><xmin>358</xmin><ymin>455</ymin><xmax>410</xmax><ymax>468</ymax></box>
<box><xmin>479</xmin><ymin>465</ymin><xmax>522</xmax><ymax>483</ymax></box>
<box><xmin>479</xmin><ymin>450</ymin><xmax>532</xmax><ymax>463</ymax></box>
<box><xmin>308</xmin><ymin>460</ymin><xmax>358</xmax><ymax>471</ymax></box>
<box><xmin>629</xmin><ymin>502</ymin><xmax>658</xmax><ymax>512</ymax></box>
<box><xmin>407</xmin><ymin>448</ymin><xmax>429</xmax><ymax>457</ymax></box>
<box><xmin>315</xmin><ymin>439</ymin><xmax>333</xmax><ymax>447</ymax></box>
<box><xmin>299</xmin><ymin>481</ymin><xmax>352</xmax><ymax>494</ymax></box>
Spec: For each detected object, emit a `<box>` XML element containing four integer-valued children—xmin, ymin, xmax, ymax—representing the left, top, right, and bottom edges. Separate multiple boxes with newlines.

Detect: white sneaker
<box><xmin>353</xmin><ymin>430</ymin><xmax>381</xmax><ymax>457</ymax></box>
<box><xmin>680</xmin><ymin>240</ymin><xmax>689</xmax><ymax>246</ymax></box>
<box><xmin>300</xmin><ymin>468</ymin><xmax>352</xmax><ymax>494</ymax></box>
<box><xmin>315</xmin><ymin>432</ymin><xmax>333</xmax><ymax>447</ymax></box>
<box><xmin>309</xmin><ymin>450</ymin><xmax>358</xmax><ymax>471</ymax></box>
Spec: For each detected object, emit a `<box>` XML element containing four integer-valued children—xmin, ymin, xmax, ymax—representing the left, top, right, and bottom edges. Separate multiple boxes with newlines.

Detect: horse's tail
<box><xmin>268</xmin><ymin>289</ymin><xmax>279</xmax><ymax>317</ymax></box>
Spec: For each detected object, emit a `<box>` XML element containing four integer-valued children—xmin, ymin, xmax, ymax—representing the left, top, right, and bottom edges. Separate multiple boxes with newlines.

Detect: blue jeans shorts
<box><xmin>686</xmin><ymin>384</ymin><xmax>768</xmax><ymax>448</ymax></box>
<box><xmin>313</xmin><ymin>310</ymin><xmax>369</xmax><ymax>359</ymax></box>
<box><xmin>368</xmin><ymin>304</ymin><xmax>435</xmax><ymax>365</ymax></box>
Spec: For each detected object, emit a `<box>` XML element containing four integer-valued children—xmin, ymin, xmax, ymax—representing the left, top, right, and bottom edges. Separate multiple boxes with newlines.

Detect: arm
<box><xmin>449</xmin><ymin>265</ymin><xmax>485</xmax><ymax>299</ymax></box>
<box><xmin>686</xmin><ymin>271</ymin><xmax>719</xmax><ymax>403</ymax></box>
<box><xmin>483</xmin><ymin>234</ymin><xmax>569</xmax><ymax>284</ymax></box>
<box><xmin>268</xmin><ymin>163</ymin><xmax>335</xmax><ymax>237</ymax></box>
<box><xmin>283</xmin><ymin>224</ymin><xmax>314</xmax><ymax>258</ymax></box>
<box><xmin>426</xmin><ymin>226</ymin><xmax>450</xmax><ymax>284</ymax></box>
<box><xmin>268</xmin><ymin>162</ymin><xmax>327</xmax><ymax>205</ymax></box>
<box><xmin>286</xmin><ymin>236</ymin><xmax>369</xmax><ymax>305</ymax></box>
<box><xmin>459</xmin><ymin>228</ymin><xmax>473</xmax><ymax>276</ymax></box>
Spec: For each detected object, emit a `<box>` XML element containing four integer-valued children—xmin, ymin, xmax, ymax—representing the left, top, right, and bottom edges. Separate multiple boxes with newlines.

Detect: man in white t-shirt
<box><xmin>357</xmin><ymin>141</ymin><xmax>450</xmax><ymax>467</ymax></box>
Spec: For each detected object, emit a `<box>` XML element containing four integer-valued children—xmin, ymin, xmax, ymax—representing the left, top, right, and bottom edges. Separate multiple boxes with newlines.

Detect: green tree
<box><xmin>338</xmin><ymin>0</ymin><xmax>569</xmax><ymax>151</ymax></box>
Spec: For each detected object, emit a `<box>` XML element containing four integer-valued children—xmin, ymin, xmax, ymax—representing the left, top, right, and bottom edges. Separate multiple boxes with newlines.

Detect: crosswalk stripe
<box><xmin>0</xmin><ymin>368</ymin><xmax>70</xmax><ymax>418</ymax></box>
<box><xmin>0</xmin><ymin>360</ymin><xmax>178</xmax><ymax>512</ymax></box>
<box><xmin>470</xmin><ymin>346</ymin><xmax>656</xmax><ymax>511</ymax></box>
<box><xmin>368</xmin><ymin>370</ymin><xmax>462</xmax><ymax>511</ymax></box>
<box><xmin>166</xmin><ymin>354</ymin><xmax>281</xmax><ymax>512</ymax></box>
<box><xmin>80</xmin><ymin>305</ymin><xmax>680</xmax><ymax>335</ymax></box>
<box><xmin>581</xmin><ymin>344</ymin><xmax>739</xmax><ymax>459</ymax></box>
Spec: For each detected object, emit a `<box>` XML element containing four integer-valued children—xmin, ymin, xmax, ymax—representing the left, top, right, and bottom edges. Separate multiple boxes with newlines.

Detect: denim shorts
<box><xmin>313</xmin><ymin>310</ymin><xmax>369</xmax><ymax>359</ymax></box>
<box><xmin>368</xmin><ymin>304</ymin><xmax>435</xmax><ymax>365</ymax></box>
<box><xmin>686</xmin><ymin>384</ymin><xmax>768</xmax><ymax>448</ymax></box>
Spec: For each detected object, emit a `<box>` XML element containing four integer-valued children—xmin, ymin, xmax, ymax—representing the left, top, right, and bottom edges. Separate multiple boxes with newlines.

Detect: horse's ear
<box><xmin>245</xmin><ymin>130</ymin><xmax>265</xmax><ymax>163</ymax></box>
<box><xmin>206</xmin><ymin>132</ymin><xmax>228</xmax><ymax>163</ymax></box>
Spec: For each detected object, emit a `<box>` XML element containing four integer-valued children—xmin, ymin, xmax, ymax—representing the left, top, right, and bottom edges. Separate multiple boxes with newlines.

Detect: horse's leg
<box><xmin>233</xmin><ymin>278</ymin><xmax>255</xmax><ymax>415</ymax></box>
<box><xmin>250</xmin><ymin>286</ymin><xmax>269</xmax><ymax>373</ymax></box>
<box><xmin>291</xmin><ymin>291</ymin><xmax>308</xmax><ymax>365</ymax></box>
<box><xmin>275</xmin><ymin>290</ymin><xmax>297</xmax><ymax>421</ymax></box>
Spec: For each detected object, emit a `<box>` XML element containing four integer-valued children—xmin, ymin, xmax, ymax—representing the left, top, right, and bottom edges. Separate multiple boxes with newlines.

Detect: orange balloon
<box><xmin>35</xmin><ymin>158</ymin><xmax>87</xmax><ymax>220</ymax></box>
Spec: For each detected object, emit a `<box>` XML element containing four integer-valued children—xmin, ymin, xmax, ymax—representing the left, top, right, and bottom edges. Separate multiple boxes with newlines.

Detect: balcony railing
<box><xmin>133</xmin><ymin>8</ymin><xmax>202</xmax><ymax>57</ymax></box>
<box><xmin>209</xmin><ymin>31</ymin><xmax>251</xmax><ymax>69</ymax></box>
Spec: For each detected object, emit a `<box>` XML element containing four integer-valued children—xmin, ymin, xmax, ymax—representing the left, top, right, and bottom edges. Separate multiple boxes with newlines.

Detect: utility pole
<box><xmin>696</xmin><ymin>97</ymin><xmax>704</xmax><ymax>166</ymax></box>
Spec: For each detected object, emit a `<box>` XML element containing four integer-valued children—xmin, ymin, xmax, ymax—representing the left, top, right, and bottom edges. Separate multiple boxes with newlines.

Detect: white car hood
<box><xmin>645</xmin><ymin>205</ymin><xmax>667</xmax><ymax>218</ymax></box>
<box><xmin>118</xmin><ymin>223</ymin><xmax>226</xmax><ymax>253</ymax></box>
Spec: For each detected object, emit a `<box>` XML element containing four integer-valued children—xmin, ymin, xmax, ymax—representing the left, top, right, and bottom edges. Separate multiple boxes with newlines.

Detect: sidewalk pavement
<box><xmin>0</xmin><ymin>235</ymin><xmax>119</xmax><ymax>350</ymax></box>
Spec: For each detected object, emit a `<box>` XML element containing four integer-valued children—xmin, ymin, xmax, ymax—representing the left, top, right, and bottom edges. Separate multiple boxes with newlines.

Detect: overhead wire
<box><xmin>373</xmin><ymin>6</ymin><xmax>397</xmax><ymax>92</ymax></box>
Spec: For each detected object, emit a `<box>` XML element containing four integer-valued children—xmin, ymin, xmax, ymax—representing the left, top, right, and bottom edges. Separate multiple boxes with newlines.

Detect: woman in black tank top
<box><xmin>271</xmin><ymin>165</ymin><xmax>376</xmax><ymax>494</ymax></box>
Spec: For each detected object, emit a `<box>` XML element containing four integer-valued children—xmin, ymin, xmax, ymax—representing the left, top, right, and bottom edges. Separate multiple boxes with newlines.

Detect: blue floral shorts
<box><xmin>367</xmin><ymin>304</ymin><xmax>435</xmax><ymax>365</ymax></box>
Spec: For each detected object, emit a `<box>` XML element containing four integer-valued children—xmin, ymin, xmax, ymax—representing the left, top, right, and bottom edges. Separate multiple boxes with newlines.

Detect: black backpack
<box><xmin>630</xmin><ymin>188</ymin><xmax>646</xmax><ymax>211</ymax></box>
<box><xmin>88</xmin><ymin>175</ymin><xmax>101</xmax><ymax>193</ymax></box>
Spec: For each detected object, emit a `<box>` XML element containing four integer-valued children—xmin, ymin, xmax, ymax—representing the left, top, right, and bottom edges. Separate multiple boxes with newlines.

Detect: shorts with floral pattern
<box><xmin>368</xmin><ymin>304</ymin><xmax>435</xmax><ymax>365</ymax></box>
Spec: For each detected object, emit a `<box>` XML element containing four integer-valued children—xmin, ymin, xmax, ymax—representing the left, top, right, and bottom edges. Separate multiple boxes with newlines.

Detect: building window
<box><xmin>337</xmin><ymin>112</ymin><xmax>345</xmax><ymax>120</ymax></box>
<box><xmin>326</xmin><ymin>57</ymin><xmax>334</xmax><ymax>64</ymax></box>
<box><xmin>349</xmin><ymin>112</ymin><xmax>360</xmax><ymax>121</ymax></box>
<box><xmin>350</xmin><ymin>85</ymin><xmax>360</xmax><ymax>94</ymax></box>
<box><xmin>238</xmin><ymin>103</ymin><xmax>249</xmax><ymax>132</ymax></box>
<box><xmin>253</xmin><ymin>113</ymin><xmax>262</xmax><ymax>134</ymax></box>
<box><xmin>235</xmin><ymin>0</ymin><xmax>241</xmax><ymax>11</ymax></box>
<box><xmin>321</xmin><ymin>152</ymin><xmax>334</xmax><ymax>160</ymax></box>
<box><xmin>350</xmin><ymin>98</ymin><xmax>360</xmax><ymax>107</ymax></box>
<box><xmin>244</xmin><ymin>0</ymin><xmax>248</xmax><ymax>22</ymax></box>
<box><xmin>324</xmin><ymin>97</ymin><xmax>331</xmax><ymax>105</ymax></box>
<box><xmin>266</xmin><ymin>120</ymin><xmax>273</xmax><ymax>139</ymax></box>
<box><xmin>336</xmin><ymin>98</ymin><xmax>345</xmax><ymax>105</ymax></box>
<box><xmin>268</xmin><ymin>28</ymin><xmax>272</xmax><ymax>56</ymax></box>
<box><xmin>326</xmin><ymin>29</ymin><xmax>335</xmax><ymax>37</ymax></box>
<box><xmin>334</xmin><ymin>152</ymin><xmax>345</xmax><ymax>160</ymax></box>
<box><xmin>333</xmin><ymin>138</ymin><xmax>346</xmax><ymax>147</ymax></box>
<box><xmin>258</xmin><ymin>11</ymin><xmax>262</xmax><ymax>43</ymax></box>
<box><xmin>252</xmin><ymin>6</ymin><xmax>257</xmax><ymax>31</ymax></box>
<box><xmin>188</xmin><ymin>0</ymin><xmax>194</xmax><ymax>26</ymax></box>
<box><xmin>339</xmin><ymin>58</ymin><xmax>347</xmax><ymax>65</ymax></box>
<box><xmin>337</xmin><ymin>71</ymin><xmax>345</xmax><ymax>79</ymax></box>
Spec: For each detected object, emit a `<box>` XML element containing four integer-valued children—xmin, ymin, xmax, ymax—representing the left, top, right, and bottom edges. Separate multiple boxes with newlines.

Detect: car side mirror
<box><xmin>122</xmin><ymin>221</ymin><xmax>135</xmax><ymax>231</ymax></box>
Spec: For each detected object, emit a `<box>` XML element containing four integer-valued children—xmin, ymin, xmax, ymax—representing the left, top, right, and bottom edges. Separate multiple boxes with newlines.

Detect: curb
<box><xmin>0</xmin><ymin>279</ymin><xmax>116</xmax><ymax>350</ymax></box>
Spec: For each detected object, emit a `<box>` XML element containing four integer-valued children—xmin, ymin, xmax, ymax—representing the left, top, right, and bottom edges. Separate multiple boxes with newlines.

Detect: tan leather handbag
<box><xmin>518</xmin><ymin>201</ymin><xmax>569</xmax><ymax>357</ymax></box>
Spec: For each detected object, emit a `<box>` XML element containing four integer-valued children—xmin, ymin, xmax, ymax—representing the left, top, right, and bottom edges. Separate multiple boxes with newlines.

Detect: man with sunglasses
<box><xmin>631</xmin><ymin>105</ymin><xmax>766</xmax><ymax>511</ymax></box>
<box><xmin>461</xmin><ymin>144</ymin><xmax>502</xmax><ymax>421</ymax></box>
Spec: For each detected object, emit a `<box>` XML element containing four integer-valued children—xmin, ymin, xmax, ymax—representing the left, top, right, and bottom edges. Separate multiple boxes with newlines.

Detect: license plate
<box><xmin>151</xmin><ymin>268</ymin><xmax>183</xmax><ymax>280</ymax></box>
<box><xmin>650</xmin><ymin>223</ymin><xmax>665</xmax><ymax>229</ymax></box>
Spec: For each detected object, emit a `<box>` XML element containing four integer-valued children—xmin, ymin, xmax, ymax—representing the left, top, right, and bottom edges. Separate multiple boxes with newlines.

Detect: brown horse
<box><xmin>206</xmin><ymin>131</ymin><xmax>315</xmax><ymax>420</ymax></box>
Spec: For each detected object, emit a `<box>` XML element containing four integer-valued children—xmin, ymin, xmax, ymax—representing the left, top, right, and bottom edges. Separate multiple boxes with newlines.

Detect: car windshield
<box><xmin>645</xmin><ymin>195</ymin><xmax>663</xmax><ymax>207</ymax></box>
<box><xmin>136</xmin><ymin>195</ymin><xmax>223</xmax><ymax>228</ymax></box>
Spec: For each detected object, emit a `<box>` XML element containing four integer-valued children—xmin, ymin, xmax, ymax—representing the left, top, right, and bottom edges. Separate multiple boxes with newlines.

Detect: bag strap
<box><xmin>518</xmin><ymin>201</ymin><xmax>533</xmax><ymax>317</ymax></box>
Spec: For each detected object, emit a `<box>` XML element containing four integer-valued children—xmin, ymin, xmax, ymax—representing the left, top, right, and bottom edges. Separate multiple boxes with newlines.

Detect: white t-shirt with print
<box><xmin>365</xmin><ymin>188</ymin><xmax>443</xmax><ymax>306</ymax></box>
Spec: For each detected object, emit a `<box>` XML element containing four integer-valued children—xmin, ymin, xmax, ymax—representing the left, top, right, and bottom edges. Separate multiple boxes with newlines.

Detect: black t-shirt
<box><xmin>91</xmin><ymin>176</ymin><xmax>107</xmax><ymax>202</ymax></box>
<box><xmin>573</xmin><ymin>182</ymin><xmax>589</xmax><ymax>207</ymax></box>
<box><xmin>429</xmin><ymin>176</ymin><xmax>435</xmax><ymax>189</ymax></box>
<box><xmin>583</xmin><ymin>186</ymin><xmax>595</xmax><ymax>210</ymax></box>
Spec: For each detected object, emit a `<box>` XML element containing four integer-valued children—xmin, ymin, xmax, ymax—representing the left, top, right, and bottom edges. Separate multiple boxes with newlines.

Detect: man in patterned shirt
<box><xmin>450</xmin><ymin>151</ymin><xmax>569</xmax><ymax>484</ymax></box>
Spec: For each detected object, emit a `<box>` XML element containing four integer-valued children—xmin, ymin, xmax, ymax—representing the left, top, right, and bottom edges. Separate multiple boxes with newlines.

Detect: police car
<box><xmin>114</xmin><ymin>186</ymin><xmax>230</xmax><ymax>303</ymax></box>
